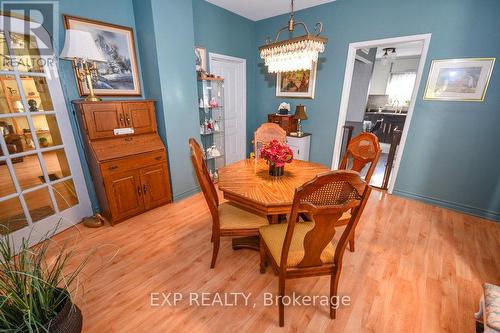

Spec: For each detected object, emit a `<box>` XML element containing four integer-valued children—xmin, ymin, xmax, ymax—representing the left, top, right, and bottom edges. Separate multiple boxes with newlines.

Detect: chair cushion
<box><xmin>218</xmin><ymin>202</ymin><xmax>268</xmax><ymax>230</ymax></box>
<box><xmin>484</xmin><ymin>283</ymin><xmax>500</xmax><ymax>331</ymax></box>
<box><xmin>259</xmin><ymin>222</ymin><xmax>335</xmax><ymax>268</ymax></box>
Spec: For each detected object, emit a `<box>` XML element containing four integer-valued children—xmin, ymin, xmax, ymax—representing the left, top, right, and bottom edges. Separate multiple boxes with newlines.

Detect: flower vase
<box><xmin>269</xmin><ymin>164</ymin><xmax>284</xmax><ymax>177</ymax></box>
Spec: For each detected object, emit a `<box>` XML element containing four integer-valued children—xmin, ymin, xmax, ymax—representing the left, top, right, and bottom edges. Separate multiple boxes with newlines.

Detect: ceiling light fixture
<box><xmin>259</xmin><ymin>0</ymin><xmax>328</xmax><ymax>73</ymax></box>
<box><xmin>381</xmin><ymin>47</ymin><xmax>396</xmax><ymax>66</ymax></box>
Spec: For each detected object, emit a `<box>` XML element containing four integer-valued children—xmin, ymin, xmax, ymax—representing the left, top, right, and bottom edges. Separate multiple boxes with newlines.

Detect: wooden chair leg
<box><xmin>279</xmin><ymin>275</ymin><xmax>285</xmax><ymax>327</ymax></box>
<box><xmin>259</xmin><ymin>237</ymin><xmax>266</xmax><ymax>274</ymax></box>
<box><xmin>210</xmin><ymin>237</ymin><xmax>220</xmax><ymax>269</ymax></box>
<box><xmin>330</xmin><ymin>268</ymin><xmax>341</xmax><ymax>319</ymax></box>
<box><xmin>348</xmin><ymin>231</ymin><xmax>355</xmax><ymax>252</ymax></box>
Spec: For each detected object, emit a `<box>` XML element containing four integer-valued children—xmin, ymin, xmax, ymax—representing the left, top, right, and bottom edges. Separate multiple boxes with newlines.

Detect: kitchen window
<box><xmin>386</xmin><ymin>72</ymin><xmax>416</xmax><ymax>107</ymax></box>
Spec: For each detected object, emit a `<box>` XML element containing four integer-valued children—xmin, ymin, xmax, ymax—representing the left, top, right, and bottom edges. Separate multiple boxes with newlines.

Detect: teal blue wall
<box><xmin>192</xmin><ymin>0</ymin><xmax>256</xmax><ymax>152</ymax></box>
<box><xmin>254</xmin><ymin>0</ymin><xmax>500</xmax><ymax>220</ymax></box>
<box><xmin>133</xmin><ymin>0</ymin><xmax>200</xmax><ymax>200</ymax></box>
<box><xmin>55</xmin><ymin>0</ymin><xmax>144</xmax><ymax>212</ymax></box>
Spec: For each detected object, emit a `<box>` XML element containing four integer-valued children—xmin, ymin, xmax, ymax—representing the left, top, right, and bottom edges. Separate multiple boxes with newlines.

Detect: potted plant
<box><xmin>259</xmin><ymin>139</ymin><xmax>294</xmax><ymax>177</ymax></box>
<box><xmin>0</xmin><ymin>228</ymin><xmax>91</xmax><ymax>332</ymax></box>
<box><xmin>39</xmin><ymin>137</ymin><xmax>49</xmax><ymax>148</ymax></box>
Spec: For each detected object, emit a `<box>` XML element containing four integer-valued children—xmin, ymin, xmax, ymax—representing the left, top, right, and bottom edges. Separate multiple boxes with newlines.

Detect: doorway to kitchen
<box><xmin>332</xmin><ymin>34</ymin><xmax>431</xmax><ymax>191</ymax></box>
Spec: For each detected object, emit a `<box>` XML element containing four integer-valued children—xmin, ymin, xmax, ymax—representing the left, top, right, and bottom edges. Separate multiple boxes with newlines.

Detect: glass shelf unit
<box><xmin>197</xmin><ymin>78</ymin><xmax>225</xmax><ymax>181</ymax></box>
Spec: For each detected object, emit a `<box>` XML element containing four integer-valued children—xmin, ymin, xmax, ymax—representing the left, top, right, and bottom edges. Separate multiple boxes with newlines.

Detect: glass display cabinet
<box><xmin>197</xmin><ymin>77</ymin><xmax>225</xmax><ymax>182</ymax></box>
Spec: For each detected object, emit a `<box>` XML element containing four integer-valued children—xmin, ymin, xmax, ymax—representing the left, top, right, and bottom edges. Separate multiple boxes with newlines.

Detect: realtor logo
<box><xmin>1</xmin><ymin>1</ymin><xmax>59</xmax><ymax>56</ymax></box>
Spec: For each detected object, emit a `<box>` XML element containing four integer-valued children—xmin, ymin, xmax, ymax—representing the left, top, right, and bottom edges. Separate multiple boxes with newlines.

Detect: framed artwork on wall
<box><xmin>195</xmin><ymin>46</ymin><xmax>207</xmax><ymax>73</ymax></box>
<box><xmin>424</xmin><ymin>58</ymin><xmax>495</xmax><ymax>101</ymax></box>
<box><xmin>64</xmin><ymin>15</ymin><xmax>142</xmax><ymax>97</ymax></box>
<box><xmin>276</xmin><ymin>62</ymin><xmax>317</xmax><ymax>99</ymax></box>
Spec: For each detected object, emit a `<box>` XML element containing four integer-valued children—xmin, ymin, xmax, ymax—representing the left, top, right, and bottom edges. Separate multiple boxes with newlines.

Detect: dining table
<box><xmin>218</xmin><ymin>158</ymin><xmax>330</xmax><ymax>249</ymax></box>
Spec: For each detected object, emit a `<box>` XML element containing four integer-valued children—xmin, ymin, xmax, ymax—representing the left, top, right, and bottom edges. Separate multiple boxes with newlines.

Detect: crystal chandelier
<box><xmin>259</xmin><ymin>0</ymin><xmax>327</xmax><ymax>73</ymax></box>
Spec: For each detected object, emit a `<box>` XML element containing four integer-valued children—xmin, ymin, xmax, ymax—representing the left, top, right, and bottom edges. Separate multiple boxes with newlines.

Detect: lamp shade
<box><xmin>60</xmin><ymin>29</ymin><xmax>106</xmax><ymax>62</ymax></box>
<box><xmin>294</xmin><ymin>104</ymin><xmax>308</xmax><ymax>120</ymax></box>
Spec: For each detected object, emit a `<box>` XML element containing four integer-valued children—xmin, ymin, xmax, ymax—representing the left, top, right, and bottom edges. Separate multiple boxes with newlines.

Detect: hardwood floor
<box><xmin>51</xmin><ymin>189</ymin><xmax>500</xmax><ymax>332</ymax></box>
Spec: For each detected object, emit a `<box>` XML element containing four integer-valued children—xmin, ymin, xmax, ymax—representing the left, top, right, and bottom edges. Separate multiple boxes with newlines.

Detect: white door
<box><xmin>209</xmin><ymin>53</ymin><xmax>246</xmax><ymax>164</ymax></box>
<box><xmin>0</xmin><ymin>15</ymin><xmax>92</xmax><ymax>248</ymax></box>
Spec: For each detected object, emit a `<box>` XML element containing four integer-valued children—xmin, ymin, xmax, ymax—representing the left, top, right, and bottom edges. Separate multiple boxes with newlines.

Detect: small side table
<box><xmin>287</xmin><ymin>133</ymin><xmax>311</xmax><ymax>161</ymax></box>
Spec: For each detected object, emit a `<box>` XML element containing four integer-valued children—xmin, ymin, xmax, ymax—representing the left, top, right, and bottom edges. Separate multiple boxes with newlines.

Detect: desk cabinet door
<box><xmin>140</xmin><ymin>164</ymin><xmax>171</xmax><ymax>210</ymax></box>
<box><xmin>105</xmin><ymin>169</ymin><xmax>144</xmax><ymax>221</ymax></box>
<box><xmin>82</xmin><ymin>103</ymin><xmax>124</xmax><ymax>139</ymax></box>
<box><xmin>122</xmin><ymin>102</ymin><xmax>156</xmax><ymax>135</ymax></box>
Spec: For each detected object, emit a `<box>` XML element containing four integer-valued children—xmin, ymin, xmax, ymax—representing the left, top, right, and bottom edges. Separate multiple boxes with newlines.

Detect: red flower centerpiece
<box><xmin>259</xmin><ymin>140</ymin><xmax>294</xmax><ymax>177</ymax></box>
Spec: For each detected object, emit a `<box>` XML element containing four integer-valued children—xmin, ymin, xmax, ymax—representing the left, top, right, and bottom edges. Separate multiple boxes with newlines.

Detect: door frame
<box><xmin>208</xmin><ymin>52</ymin><xmax>247</xmax><ymax>162</ymax></box>
<box><xmin>331</xmin><ymin>33</ymin><xmax>432</xmax><ymax>193</ymax></box>
<box><xmin>0</xmin><ymin>15</ymin><xmax>92</xmax><ymax>248</ymax></box>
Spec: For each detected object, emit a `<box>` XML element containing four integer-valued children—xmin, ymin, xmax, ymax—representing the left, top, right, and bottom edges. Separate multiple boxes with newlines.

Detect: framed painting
<box><xmin>195</xmin><ymin>46</ymin><xmax>207</xmax><ymax>73</ymax></box>
<box><xmin>64</xmin><ymin>15</ymin><xmax>141</xmax><ymax>97</ymax></box>
<box><xmin>424</xmin><ymin>58</ymin><xmax>495</xmax><ymax>101</ymax></box>
<box><xmin>276</xmin><ymin>62</ymin><xmax>317</xmax><ymax>99</ymax></box>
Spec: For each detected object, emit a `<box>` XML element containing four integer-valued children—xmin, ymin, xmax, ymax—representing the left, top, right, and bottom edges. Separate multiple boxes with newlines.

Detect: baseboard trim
<box><xmin>392</xmin><ymin>189</ymin><xmax>500</xmax><ymax>222</ymax></box>
<box><xmin>173</xmin><ymin>186</ymin><xmax>200</xmax><ymax>202</ymax></box>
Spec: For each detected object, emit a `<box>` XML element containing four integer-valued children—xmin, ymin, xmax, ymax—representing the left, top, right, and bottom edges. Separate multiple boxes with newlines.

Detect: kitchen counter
<box><xmin>366</xmin><ymin>111</ymin><xmax>407</xmax><ymax>116</ymax></box>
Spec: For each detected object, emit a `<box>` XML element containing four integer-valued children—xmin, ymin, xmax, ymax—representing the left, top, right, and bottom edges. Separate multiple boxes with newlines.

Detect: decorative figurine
<box><xmin>28</xmin><ymin>99</ymin><xmax>39</xmax><ymax>112</ymax></box>
<box><xmin>207</xmin><ymin>118</ymin><xmax>215</xmax><ymax>131</ymax></box>
<box><xmin>209</xmin><ymin>97</ymin><xmax>218</xmax><ymax>108</ymax></box>
<box><xmin>278</xmin><ymin>102</ymin><xmax>290</xmax><ymax>115</ymax></box>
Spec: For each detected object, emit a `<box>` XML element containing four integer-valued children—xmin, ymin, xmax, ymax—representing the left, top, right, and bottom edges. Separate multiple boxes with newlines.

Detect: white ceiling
<box><xmin>205</xmin><ymin>0</ymin><xmax>336</xmax><ymax>21</ymax></box>
<box><xmin>375</xmin><ymin>41</ymin><xmax>424</xmax><ymax>59</ymax></box>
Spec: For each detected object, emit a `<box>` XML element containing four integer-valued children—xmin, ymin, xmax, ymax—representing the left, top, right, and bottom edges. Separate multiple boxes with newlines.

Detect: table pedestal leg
<box><xmin>268</xmin><ymin>215</ymin><xmax>279</xmax><ymax>224</ymax></box>
<box><xmin>232</xmin><ymin>236</ymin><xmax>260</xmax><ymax>251</ymax></box>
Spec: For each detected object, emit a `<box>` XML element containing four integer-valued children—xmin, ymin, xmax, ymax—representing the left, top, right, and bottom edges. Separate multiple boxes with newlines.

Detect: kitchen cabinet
<box><xmin>364</xmin><ymin>112</ymin><xmax>406</xmax><ymax>144</ymax></box>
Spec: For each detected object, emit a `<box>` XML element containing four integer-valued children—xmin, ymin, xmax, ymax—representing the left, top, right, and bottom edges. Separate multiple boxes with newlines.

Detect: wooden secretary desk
<box><xmin>73</xmin><ymin>100</ymin><xmax>172</xmax><ymax>225</ymax></box>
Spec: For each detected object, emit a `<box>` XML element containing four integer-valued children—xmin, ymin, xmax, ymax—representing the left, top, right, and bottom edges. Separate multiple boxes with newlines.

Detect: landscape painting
<box><xmin>276</xmin><ymin>62</ymin><xmax>317</xmax><ymax>98</ymax></box>
<box><xmin>64</xmin><ymin>15</ymin><xmax>141</xmax><ymax>96</ymax></box>
<box><xmin>424</xmin><ymin>58</ymin><xmax>495</xmax><ymax>101</ymax></box>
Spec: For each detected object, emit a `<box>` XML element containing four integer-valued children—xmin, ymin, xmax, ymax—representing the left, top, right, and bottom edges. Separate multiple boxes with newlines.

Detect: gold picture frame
<box><xmin>64</xmin><ymin>15</ymin><xmax>142</xmax><ymax>97</ymax></box>
<box><xmin>423</xmin><ymin>58</ymin><xmax>495</xmax><ymax>102</ymax></box>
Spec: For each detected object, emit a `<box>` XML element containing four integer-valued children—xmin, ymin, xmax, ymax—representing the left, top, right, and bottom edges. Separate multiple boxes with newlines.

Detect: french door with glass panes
<box><xmin>0</xmin><ymin>15</ymin><xmax>92</xmax><ymax>246</ymax></box>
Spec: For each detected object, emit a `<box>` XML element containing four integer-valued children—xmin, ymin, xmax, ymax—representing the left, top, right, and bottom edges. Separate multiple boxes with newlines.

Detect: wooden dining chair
<box><xmin>259</xmin><ymin>170</ymin><xmax>371</xmax><ymax>326</ymax></box>
<box><xmin>254</xmin><ymin>123</ymin><xmax>287</xmax><ymax>160</ymax></box>
<box><xmin>339</xmin><ymin>132</ymin><xmax>381</xmax><ymax>183</ymax></box>
<box><xmin>189</xmin><ymin>138</ymin><xmax>269</xmax><ymax>268</ymax></box>
<box><xmin>337</xmin><ymin>132</ymin><xmax>380</xmax><ymax>252</ymax></box>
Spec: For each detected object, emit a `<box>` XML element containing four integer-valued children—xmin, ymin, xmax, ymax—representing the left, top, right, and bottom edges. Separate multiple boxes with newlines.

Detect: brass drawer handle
<box><xmin>137</xmin><ymin>186</ymin><xmax>142</xmax><ymax>196</ymax></box>
<box><xmin>155</xmin><ymin>156</ymin><xmax>162</xmax><ymax>160</ymax></box>
<box><xmin>108</xmin><ymin>165</ymin><xmax>118</xmax><ymax>170</ymax></box>
<box><xmin>143</xmin><ymin>184</ymin><xmax>147</xmax><ymax>194</ymax></box>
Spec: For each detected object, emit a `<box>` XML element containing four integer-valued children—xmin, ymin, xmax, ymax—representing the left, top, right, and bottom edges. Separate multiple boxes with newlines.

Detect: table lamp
<box><xmin>60</xmin><ymin>29</ymin><xmax>106</xmax><ymax>102</ymax></box>
<box><xmin>294</xmin><ymin>104</ymin><xmax>308</xmax><ymax>137</ymax></box>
